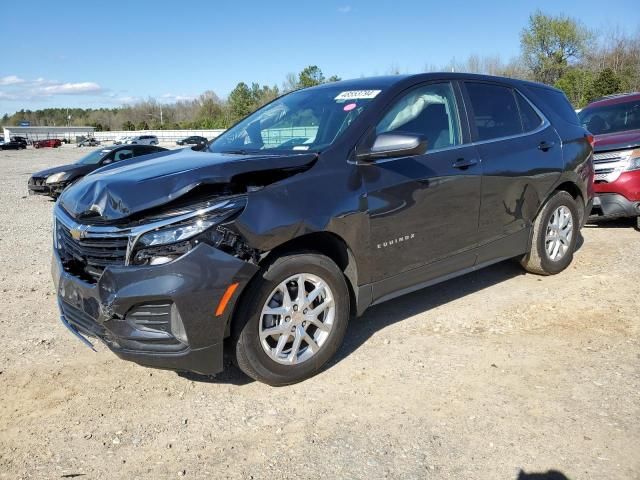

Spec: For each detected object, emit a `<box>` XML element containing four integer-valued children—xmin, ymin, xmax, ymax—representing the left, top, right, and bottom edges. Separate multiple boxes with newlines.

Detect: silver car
<box><xmin>126</xmin><ymin>135</ymin><xmax>159</xmax><ymax>145</ymax></box>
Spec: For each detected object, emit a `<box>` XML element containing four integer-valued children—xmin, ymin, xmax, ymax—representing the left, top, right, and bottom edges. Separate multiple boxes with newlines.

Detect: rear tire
<box><xmin>521</xmin><ymin>191</ymin><xmax>579</xmax><ymax>275</ymax></box>
<box><xmin>233</xmin><ymin>252</ymin><xmax>349</xmax><ymax>386</ymax></box>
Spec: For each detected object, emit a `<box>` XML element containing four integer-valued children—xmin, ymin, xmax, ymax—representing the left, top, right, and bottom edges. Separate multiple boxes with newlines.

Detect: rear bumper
<box><xmin>52</xmin><ymin>243</ymin><xmax>258</xmax><ymax>375</ymax></box>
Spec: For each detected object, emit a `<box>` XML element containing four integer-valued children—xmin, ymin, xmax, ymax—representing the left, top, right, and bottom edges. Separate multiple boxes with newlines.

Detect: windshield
<box><xmin>208</xmin><ymin>85</ymin><xmax>382</xmax><ymax>154</ymax></box>
<box><xmin>76</xmin><ymin>149</ymin><xmax>111</xmax><ymax>165</ymax></box>
<box><xmin>579</xmin><ymin>98</ymin><xmax>640</xmax><ymax>135</ymax></box>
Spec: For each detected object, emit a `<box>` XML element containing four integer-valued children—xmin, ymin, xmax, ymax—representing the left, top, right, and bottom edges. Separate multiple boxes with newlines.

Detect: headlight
<box><xmin>46</xmin><ymin>172</ymin><xmax>67</xmax><ymax>184</ymax></box>
<box><xmin>131</xmin><ymin>197</ymin><xmax>247</xmax><ymax>266</ymax></box>
<box><xmin>619</xmin><ymin>148</ymin><xmax>640</xmax><ymax>172</ymax></box>
<box><xmin>626</xmin><ymin>157</ymin><xmax>640</xmax><ymax>172</ymax></box>
<box><xmin>138</xmin><ymin>216</ymin><xmax>222</xmax><ymax>247</ymax></box>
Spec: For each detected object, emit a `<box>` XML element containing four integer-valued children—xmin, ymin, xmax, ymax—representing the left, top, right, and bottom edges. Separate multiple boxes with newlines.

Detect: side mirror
<box><xmin>102</xmin><ymin>159</ymin><xmax>113</xmax><ymax>165</ymax></box>
<box><xmin>356</xmin><ymin>132</ymin><xmax>427</xmax><ymax>161</ymax></box>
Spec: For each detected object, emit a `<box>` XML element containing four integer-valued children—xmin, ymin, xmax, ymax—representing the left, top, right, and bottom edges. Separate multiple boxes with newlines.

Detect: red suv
<box><xmin>34</xmin><ymin>138</ymin><xmax>62</xmax><ymax>149</ymax></box>
<box><xmin>579</xmin><ymin>93</ymin><xmax>640</xmax><ymax>228</ymax></box>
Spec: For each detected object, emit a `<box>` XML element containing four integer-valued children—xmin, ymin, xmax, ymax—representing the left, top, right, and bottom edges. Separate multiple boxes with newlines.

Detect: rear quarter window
<box><xmin>527</xmin><ymin>87</ymin><xmax>580</xmax><ymax>126</ymax></box>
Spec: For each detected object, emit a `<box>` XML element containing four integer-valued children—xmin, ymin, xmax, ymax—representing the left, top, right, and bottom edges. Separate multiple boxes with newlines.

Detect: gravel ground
<box><xmin>0</xmin><ymin>145</ymin><xmax>638</xmax><ymax>480</ymax></box>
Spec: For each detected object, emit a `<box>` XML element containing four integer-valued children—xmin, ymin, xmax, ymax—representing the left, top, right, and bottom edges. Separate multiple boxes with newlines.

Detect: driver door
<box><xmin>363</xmin><ymin>82</ymin><xmax>482</xmax><ymax>300</ymax></box>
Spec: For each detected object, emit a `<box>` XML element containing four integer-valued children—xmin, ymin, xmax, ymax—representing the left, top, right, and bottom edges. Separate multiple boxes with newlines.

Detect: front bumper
<box><xmin>591</xmin><ymin>192</ymin><xmax>640</xmax><ymax>218</ymax></box>
<box><xmin>28</xmin><ymin>184</ymin><xmax>52</xmax><ymax>196</ymax></box>
<box><xmin>29</xmin><ymin>179</ymin><xmax>68</xmax><ymax>197</ymax></box>
<box><xmin>52</xmin><ymin>243</ymin><xmax>258</xmax><ymax>375</ymax></box>
<box><xmin>28</xmin><ymin>178</ymin><xmax>54</xmax><ymax>196</ymax></box>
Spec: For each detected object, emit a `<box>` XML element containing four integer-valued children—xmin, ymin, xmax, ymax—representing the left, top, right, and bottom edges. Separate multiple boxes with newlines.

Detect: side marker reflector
<box><xmin>216</xmin><ymin>282</ymin><xmax>239</xmax><ymax>317</ymax></box>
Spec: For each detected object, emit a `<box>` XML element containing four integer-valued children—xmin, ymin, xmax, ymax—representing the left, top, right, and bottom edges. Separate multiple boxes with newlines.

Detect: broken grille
<box><xmin>56</xmin><ymin>221</ymin><xmax>129</xmax><ymax>282</ymax></box>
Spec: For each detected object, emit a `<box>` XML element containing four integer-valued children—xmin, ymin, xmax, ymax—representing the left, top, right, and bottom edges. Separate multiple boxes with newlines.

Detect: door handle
<box><xmin>538</xmin><ymin>141</ymin><xmax>555</xmax><ymax>151</ymax></box>
<box><xmin>452</xmin><ymin>158</ymin><xmax>478</xmax><ymax>170</ymax></box>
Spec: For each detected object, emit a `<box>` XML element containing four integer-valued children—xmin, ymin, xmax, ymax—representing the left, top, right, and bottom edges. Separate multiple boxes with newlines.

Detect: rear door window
<box><xmin>515</xmin><ymin>92</ymin><xmax>543</xmax><ymax>132</ymax></box>
<box><xmin>465</xmin><ymin>82</ymin><xmax>522</xmax><ymax>141</ymax></box>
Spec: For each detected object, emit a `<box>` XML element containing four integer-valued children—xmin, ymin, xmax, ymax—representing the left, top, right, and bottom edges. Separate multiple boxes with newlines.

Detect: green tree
<box><xmin>555</xmin><ymin>68</ymin><xmax>593</xmax><ymax>108</ymax></box>
<box><xmin>521</xmin><ymin>11</ymin><xmax>592</xmax><ymax>84</ymax></box>
<box><xmin>298</xmin><ymin>65</ymin><xmax>325</xmax><ymax>88</ymax></box>
<box><xmin>122</xmin><ymin>120</ymin><xmax>135</xmax><ymax>131</ymax></box>
<box><xmin>228</xmin><ymin>82</ymin><xmax>255</xmax><ymax>120</ymax></box>
<box><xmin>136</xmin><ymin>120</ymin><xmax>149</xmax><ymax>130</ymax></box>
<box><xmin>251</xmin><ymin>83</ymin><xmax>280</xmax><ymax>107</ymax></box>
<box><xmin>586</xmin><ymin>68</ymin><xmax>623</xmax><ymax>102</ymax></box>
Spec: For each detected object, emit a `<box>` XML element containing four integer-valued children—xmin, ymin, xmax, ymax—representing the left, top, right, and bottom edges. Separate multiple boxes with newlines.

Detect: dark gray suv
<box><xmin>52</xmin><ymin>73</ymin><xmax>594</xmax><ymax>385</ymax></box>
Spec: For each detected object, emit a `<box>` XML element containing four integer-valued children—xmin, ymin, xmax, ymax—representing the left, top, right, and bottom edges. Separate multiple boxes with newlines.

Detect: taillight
<box><xmin>586</xmin><ymin>133</ymin><xmax>595</xmax><ymax>149</ymax></box>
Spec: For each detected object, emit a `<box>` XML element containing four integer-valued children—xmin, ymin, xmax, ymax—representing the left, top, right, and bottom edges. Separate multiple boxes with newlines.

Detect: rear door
<box><xmin>462</xmin><ymin>81</ymin><xmax>563</xmax><ymax>260</ymax></box>
<box><xmin>364</xmin><ymin>81</ymin><xmax>482</xmax><ymax>292</ymax></box>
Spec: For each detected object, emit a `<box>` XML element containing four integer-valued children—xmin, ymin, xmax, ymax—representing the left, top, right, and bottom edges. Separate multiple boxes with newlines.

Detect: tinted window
<box><xmin>516</xmin><ymin>92</ymin><xmax>542</xmax><ymax>132</ymax></box>
<box><xmin>578</xmin><ymin>99</ymin><xmax>640</xmax><ymax>135</ymax></box>
<box><xmin>376</xmin><ymin>82</ymin><xmax>461</xmax><ymax>150</ymax></box>
<box><xmin>531</xmin><ymin>87</ymin><xmax>580</xmax><ymax>126</ymax></box>
<box><xmin>133</xmin><ymin>146</ymin><xmax>148</xmax><ymax>156</ymax></box>
<box><xmin>466</xmin><ymin>82</ymin><xmax>521</xmax><ymax>141</ymax></box>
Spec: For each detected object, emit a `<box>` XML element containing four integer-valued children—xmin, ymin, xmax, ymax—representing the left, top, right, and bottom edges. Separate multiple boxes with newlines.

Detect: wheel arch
<box><xmin>224</xmin><ymin>231</ymin><xmax>360</xmax><ymax>338</ymax></box>
<box><xmin>553</xmin><ymin>180</ymin><xmax>585</xmax><ymax>225</ymax></box>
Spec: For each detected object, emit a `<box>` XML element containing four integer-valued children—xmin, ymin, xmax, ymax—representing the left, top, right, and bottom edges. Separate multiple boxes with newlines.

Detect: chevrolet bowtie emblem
<box><xmin>70</xmin><ymin>225</ymin><xmax>88</xmax><ymax>240</ymax></box>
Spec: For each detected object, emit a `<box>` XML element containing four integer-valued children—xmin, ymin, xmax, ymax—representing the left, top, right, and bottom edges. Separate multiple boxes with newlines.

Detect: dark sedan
<box><xmin>176</xmin><ymin>135</ymin><xmax>208</xmax><ymax>150</ymax></box>
<box><xmin>1</xmin><ymin>139</ymin><xmax>27</xmax><ymax>150</ymax></box>
<box><xmin>28</xmin><ymin>144</ymin><xmax>167</xmax><ymax>198</ymax></box>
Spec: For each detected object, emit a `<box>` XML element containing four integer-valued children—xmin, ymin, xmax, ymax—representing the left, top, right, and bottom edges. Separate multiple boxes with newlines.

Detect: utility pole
<box><xmin>67</xmin><ymin>108</ymin><xmax>71</xmax><ymax>142</ymax></box>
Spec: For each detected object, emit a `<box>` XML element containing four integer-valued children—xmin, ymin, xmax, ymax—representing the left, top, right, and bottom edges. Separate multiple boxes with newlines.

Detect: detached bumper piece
<box><xmin>591</xmin><ymin>193</ymin><xmax>640</xmax><ymax>219</ymax></box>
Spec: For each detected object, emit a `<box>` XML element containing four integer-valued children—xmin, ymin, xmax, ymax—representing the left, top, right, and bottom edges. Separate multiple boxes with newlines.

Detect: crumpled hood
<box><xmin>593</xmin><ymin>128</ymin><xmax>640</xmax><ymax>152</ymax></box>
<box><xmin>58</xmin><ymin>148</ymin><xmax>317</xmax><ymax>222</ymax></box>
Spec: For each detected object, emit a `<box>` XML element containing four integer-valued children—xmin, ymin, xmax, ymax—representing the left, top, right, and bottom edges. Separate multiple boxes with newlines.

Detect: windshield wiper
<box><xmin>220</xmin><ymin>149</ymin><xmax>252</xmax><ymax>155</ymax></box>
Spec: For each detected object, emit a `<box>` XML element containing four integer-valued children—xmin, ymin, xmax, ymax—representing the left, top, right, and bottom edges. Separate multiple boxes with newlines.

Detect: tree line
<box><xmin>431</xmin><ymin>12</ymin><xmax>639</xmax><ymax>108</ymax></box>
<box><xmin>1</xmin><ymin>66</ymin><xmax>340</xmax><ymax>131</ymax></box>
<box><xmin>3</xmin><ymin>11</ymin><xmax>640</xmax><ymax>130</ymax></box>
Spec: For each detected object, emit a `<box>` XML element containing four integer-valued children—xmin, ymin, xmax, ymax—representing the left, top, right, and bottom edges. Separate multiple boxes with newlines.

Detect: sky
<box><xmin>1</xmin><ymin>0</ymin><xmax>639</xmax><ymax>115</ymax></box>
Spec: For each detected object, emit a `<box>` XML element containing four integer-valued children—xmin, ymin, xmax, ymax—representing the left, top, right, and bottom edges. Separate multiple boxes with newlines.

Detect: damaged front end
<box><xmin>52</xmin><ymin>149</ymin><xmax>317</xmax><ymax>375</ymax></box>
<box><xmin>52</xmin><ymin>197</ymin><xmax>261</xmax><ymax>374</ymax></box>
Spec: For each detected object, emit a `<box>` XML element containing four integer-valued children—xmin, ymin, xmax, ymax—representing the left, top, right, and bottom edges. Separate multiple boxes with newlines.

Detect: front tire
<box><xmin>233</xmin><ymin>253</ymin><xmax>350</xmax><ymax>386</ymax></box>
<box><xmin>521</xmin><ymin>191</ymin><xmax>579</xmax><ymax>275</ymax></box>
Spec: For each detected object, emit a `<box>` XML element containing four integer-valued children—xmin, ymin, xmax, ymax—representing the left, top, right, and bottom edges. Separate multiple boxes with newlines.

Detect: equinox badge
<box><xmin>377</xmin><ymin>233</ymin><xmax>415</xmax><ymax>249</ymax></box>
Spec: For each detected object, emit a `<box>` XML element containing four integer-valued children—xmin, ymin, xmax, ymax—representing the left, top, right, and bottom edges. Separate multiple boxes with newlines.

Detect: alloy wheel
<box><xmin>545</xmin><ymin>205</ymin><xmax>574</xmax><ymax>261</ymax></box>
<box><xmin>259</xmin><ymin>273</ymin><xmax>335</xmax><ymax>365</ymax></box>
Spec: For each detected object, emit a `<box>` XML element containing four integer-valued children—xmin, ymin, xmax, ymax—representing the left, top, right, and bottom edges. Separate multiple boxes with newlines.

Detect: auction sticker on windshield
<box><xmin>335</xmin><ymin>90</ymin><xmax>381</xmax><ymax>101</ymax></box>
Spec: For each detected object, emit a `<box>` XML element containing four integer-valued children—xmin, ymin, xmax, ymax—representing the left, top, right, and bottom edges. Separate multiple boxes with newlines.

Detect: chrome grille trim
<box><xmin>593</xmin><ymin>150</ymin><xmax>626</xmax><ymax>161</ymax></box>
<box><xmin>53</xmin><ymin>200</ymin><xmax>235</xmax><ymax>274</ymax></box>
